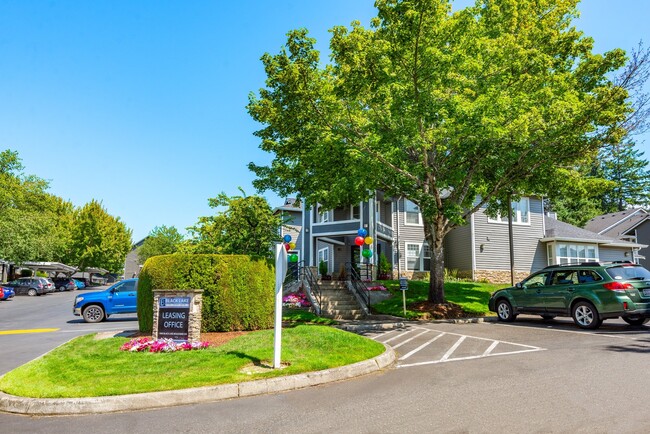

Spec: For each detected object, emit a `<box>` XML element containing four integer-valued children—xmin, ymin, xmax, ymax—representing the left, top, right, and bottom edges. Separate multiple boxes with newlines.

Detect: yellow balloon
<box><xmin>364</xmin><ymin>236</ymin><xmax>373</xmax><ymax>245</ymax></box>
<box><xmin>289</xmin><ymin>242</ymin><xmax>296</xmax><ymax>250</ymax></box>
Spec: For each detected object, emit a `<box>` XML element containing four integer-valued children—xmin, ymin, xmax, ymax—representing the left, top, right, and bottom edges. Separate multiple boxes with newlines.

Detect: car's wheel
<box><xmin>82</xmin><ymin>305</ymin><xmax>105</xmax><ymax>323</ymax></box>
<box><xmin>541</xmin><ymin>315</ymin><xmax>557</xmax><ymax>321</ymax></box>
<box><xmin>58</xmin><ymin>285</ymin><xmax>66</xmax><ymax>292</ymax></box>
<box><xmin>27</xmin><ymin>288</ymin><xmax>37</xmax><ymax>296</ymax></box>
<box><xmin>496</xmin><ymin>299</ymin><xmax>516</xmax><ymax>322</ymax></box>
<box><xmin>572</xmin><ymin>301</ymin><xmax>601</xmax><ymax>329</ymax></box>
<box><xmin>622</xmin><ymin>317</ymin><xmax>649</xmax><ymax>326</ymax></box>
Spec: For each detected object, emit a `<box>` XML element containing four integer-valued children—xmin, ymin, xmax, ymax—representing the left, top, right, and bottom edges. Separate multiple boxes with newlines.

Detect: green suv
<box><xmin>489</xmin><ymin>262</ymin><xmax>650</xmax><ymax>329</ymax></box>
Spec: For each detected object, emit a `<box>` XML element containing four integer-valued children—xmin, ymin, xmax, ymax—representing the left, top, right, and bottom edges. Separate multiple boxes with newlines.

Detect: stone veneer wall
<box><xmin>394</xmin><ymin>268</ymin><xmax>528</xmax><ymax>284</ymax></box>
<box><xmin>152</xmin><ymin>290</ymin><xmax>203</xmax><ymax>342</ymax></box>
<box><xmin>474</xmin><ymin>269</ymin><xmax>529</xmax><ymax>284</ymax></box>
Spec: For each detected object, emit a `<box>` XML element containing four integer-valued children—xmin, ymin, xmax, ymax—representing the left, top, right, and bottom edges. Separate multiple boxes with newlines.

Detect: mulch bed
<box><xmin>408</xmin><ymin>301</ymin><xmax>477</xmax><ymax>320</ymax></box>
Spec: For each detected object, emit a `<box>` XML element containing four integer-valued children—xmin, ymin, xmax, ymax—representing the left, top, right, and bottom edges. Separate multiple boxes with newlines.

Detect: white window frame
<box><xmin>487</xmin><ymin>197</ymin><xmax>531</xmax><ymax>225</ymax></box>
<box><xmin>404</xmin><ymin>199</ymin><xmax>422</xmax><ymax>226</ymax></box>
<box><xmin>547</xmin><ymin>242</ymin><xmax>599</xmax><ymax>265</ymax></box>
<box><xmin>350</xmin><ymin>204</ymin><xmax>360</xmax><ymax>220</ymax></box>
<box><xmin>405</xmin><ymin>242</ymin><xmax>430</xmax><ymax>271</ymax></box>
<box><xmin>317</xmin><ymin>247</ymin><xmax>330</xmax><ymax>274</ymax></box>
<box><xmin>315</xmin><ymin>205</ymin><xmax>330</xmax><ymax>224</ymax></box>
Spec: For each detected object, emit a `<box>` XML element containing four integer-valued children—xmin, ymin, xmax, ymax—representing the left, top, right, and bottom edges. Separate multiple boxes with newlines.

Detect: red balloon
<box><xmin>285</xmin><ymin>243</ymin><xmax>291</xmax><ymax>251</ymax></box>
<box><xmin>354</xmin><ymin>236</ymin><xmax>365</xmax><ymax>246</ymax></box>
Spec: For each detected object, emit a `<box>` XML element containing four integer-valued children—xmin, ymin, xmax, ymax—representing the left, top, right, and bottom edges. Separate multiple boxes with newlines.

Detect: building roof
<box><xmin>273</xmin><ymin>197</ymin><xmax>302</xmax><ymax>214</ymax></box>
<box><xmin>543</xmin><ymin>216</ymin><xmax>646</xmax><ymax>248</ymax></box>
<box><xmin>584</xmin><ymin>209</ymin><xmax>648</xmax><ymax>236</ymax></box>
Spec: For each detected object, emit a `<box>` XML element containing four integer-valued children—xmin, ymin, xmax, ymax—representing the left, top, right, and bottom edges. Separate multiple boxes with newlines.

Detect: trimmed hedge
<box><xmin>137</xmin><ymin>254</ymin><xmax>275</xmax><ymax>333</ymax></box>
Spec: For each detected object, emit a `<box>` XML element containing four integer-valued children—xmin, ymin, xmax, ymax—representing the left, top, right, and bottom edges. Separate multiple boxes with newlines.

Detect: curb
<box><xmin>337</xmin><ymin>316</ymin><xmax>498</xmax><ymax>332</ymax></box>
<box><xmin>0</xmin><ymin>343</ymin><xmax>396</xmax><ymax>416</ymax></box>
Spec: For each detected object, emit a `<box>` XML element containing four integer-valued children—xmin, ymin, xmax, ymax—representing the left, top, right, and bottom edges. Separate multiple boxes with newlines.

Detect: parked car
<box><xmin>52</xmin><ymin>277</ymin><xmax>76</xmax><ymax>291</ymax></box>
<box><xmin>3</xmin><ymin>278</ymin><xmax>48</xmax><ymax>296</ymax></box>
<box><xmin>44</xmin><ymin>278</ymin><xmax>55</xmax><ymax>293</ymax></box>
<box><xmin>73</xmin><ymin>278</ymin><xmax>138</xmax><ymax>323</ymax></box>
<box><xmin>73</xmin><ymin>279</ymin><xmax>86</xmax><ymax>289</ymax></box>
<box><xmin>489</xmin><ymin>261</ymin><xmax>650</xmax><ymax>329</ymax></box>
<box><xmin>1</xmin><ymin>286</ymin><xmax>15</xmax><ymax>300</ymax></box>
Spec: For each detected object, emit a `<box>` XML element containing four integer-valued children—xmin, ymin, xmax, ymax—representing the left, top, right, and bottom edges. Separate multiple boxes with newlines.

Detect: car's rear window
<box><xmin>606</xmin><ymin>265</ymin><xmax>650</xmax><ymax>281</ymax></box>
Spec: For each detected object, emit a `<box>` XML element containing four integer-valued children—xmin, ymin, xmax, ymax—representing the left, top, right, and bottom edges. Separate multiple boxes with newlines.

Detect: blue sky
<box><xmin>1</xmin><ymin>0</ymin><xmax>648</xmax><ymax>242</ymax></box>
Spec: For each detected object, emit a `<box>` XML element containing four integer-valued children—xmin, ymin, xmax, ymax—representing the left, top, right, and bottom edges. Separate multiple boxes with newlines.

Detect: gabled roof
<box><xmin>542</xmin><ymin>216</ymin><xmax>646</xmax><ymax>248</ymax></box>
<box><xmin>273</xmin><ymin>197</ymin><xmax>302</xmax><ymax>214</ymax></box>
<box><xmin>584</xmin><ymin>209</ymin><xmax>648</xmax><ymax>236</ymax></box>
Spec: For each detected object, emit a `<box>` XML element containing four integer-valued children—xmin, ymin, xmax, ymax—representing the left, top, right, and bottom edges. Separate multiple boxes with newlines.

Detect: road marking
<box><xmin>489</xmin><ymin>322</ymin><xmax>633</xmax><ymax>339</ymax></box>
<box><xmin>482</xmin><ymin>340</ymin><xmax>499</xmax><ymax>356</ymax></box>
<box><xmin>392</xmin><ymin>329</ymin><xmax>431</xmax><ymax>349</ymax></box>
<box><xmin>399</xmin><ymin>347</ymin><xmax>545</xmax><ymax>368</ymax></box>
<box><xmin>380</xmin><ymin>330</ymin><xmax>415</xmax><ymax>344</ymax></box>
<box><xmin>440</xmin><ymin>336</ymin><xmax>466</xmax><ymax>362</ymax></box>
<box><xmin>0</xmin><ymin>328</ymin><xmax>59</xmax><ymax>335</ymax></box>
<box><xmin>398</xmin><ymin>333</ymin><xmax>446</xmax><ymax>361</ymax></box>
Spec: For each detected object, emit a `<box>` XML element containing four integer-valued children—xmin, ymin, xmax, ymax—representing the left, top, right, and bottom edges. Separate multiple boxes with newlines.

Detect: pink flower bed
<box><xmin>366</xmin><ymin>285</ymin><xmax>388</xmax><ymax>291</ymax></box>
<box><xmin>120</xmin><ymin>337</ymin><xmax>210</xmax><ymax>353</ymax></box>
<box><xmin>282</xmin><ymin>291</ymin><xmax>311</xmax><ymax>308</ymax></box>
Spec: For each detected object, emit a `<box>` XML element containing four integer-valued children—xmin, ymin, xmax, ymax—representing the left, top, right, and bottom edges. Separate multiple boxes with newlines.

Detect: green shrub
<box><xmin>137</xmin><ymin>254</ymin><xmax>275</xmax><ymax>333</ymax></box>
<box><xmin>319</xmin><ymin>260</ymin><xmax>328</xmax><ymax>276</ymax></box>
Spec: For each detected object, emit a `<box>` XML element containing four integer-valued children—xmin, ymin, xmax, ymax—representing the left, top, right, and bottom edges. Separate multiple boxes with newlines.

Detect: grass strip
<box><xmin>0</xmin><ymin>325</ymin><xmax>384</xmax><ymax>398</ymax></box>
<box><xmin>372</xmin><ymin>280</ymin><xmax>502</xmax><ymax>319</ymax></box>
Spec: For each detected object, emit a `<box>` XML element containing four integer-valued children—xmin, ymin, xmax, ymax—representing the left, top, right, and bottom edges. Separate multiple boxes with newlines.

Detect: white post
<box><xmin>274</xmin><ymin>244</ymin><xmax>287</xmax><ymax>369</ymax></box>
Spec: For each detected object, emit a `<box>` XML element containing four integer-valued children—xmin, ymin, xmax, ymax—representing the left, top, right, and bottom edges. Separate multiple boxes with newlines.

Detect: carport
<box><xmin>21</xmin><ymin>262</ymin><xmax>77</xmax><ymax>277</ymax></box>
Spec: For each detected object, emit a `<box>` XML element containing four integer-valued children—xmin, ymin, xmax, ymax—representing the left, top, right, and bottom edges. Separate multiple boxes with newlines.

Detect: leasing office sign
<box><xmin>157</xmin><ymin>296</ymin><xmax>191</xmax><ymax>341</ymax></box>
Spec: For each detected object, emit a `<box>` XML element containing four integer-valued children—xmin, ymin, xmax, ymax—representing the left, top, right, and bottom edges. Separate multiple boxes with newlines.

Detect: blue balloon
<box><xmin>357</xmin><ymin>228</ymin><xmax>368</xmax><ymax>237</ymax></box>
<box><xmin>283</xmin><ymin>234</ymin><xmax>292</xmax><ymax>243</ymax></box>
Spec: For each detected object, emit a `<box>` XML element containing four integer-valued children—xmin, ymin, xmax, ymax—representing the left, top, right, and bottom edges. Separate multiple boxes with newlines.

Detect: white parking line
<box><xmin>440</xmin><ymin>336</ymin><xmax>466</xmax><ymax>362</ymax></box>
<box><xmin>379</xmin><ymin>330</ymin><xmax>415</xmax><ymax>344</ymax></box>
<box><xmin>398</xmin><ymin>333</ymin><xmax>446</xmax><ymax>361</ymax></box>
<box><xmin>392</xmin><ymin>329</ymin><xmax>431</xmax><ymax>349</ymax></box>
<box><xmin>489</xmin><ymin>322</ymin><xmax>633</xmax><ymax>340</ymax></box>
<box><xmin>482</xmin><ymin>340</ymin><xmax>499</xmax><ymax>356</ymax></box>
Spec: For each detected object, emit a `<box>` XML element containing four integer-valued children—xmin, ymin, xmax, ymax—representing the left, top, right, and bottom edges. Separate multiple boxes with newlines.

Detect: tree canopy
<box><xmin>248</xmin><ymin>0</ymin><xmax>644</xmax><ymax>302</ymax></box>
<box><xmin>185</xmin><ymin>191</ymin><xmax>282</xmax><ymax>259</ymax></box>
<box><xmin>137</xmin><ymin>225</ymin><xmax>184</xmax><ymax>263</ymax></box>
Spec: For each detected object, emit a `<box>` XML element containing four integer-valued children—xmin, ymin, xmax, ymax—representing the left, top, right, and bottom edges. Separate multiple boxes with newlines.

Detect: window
<box><xmin>554</xmin><ymin>243</ymin><xmax>599</xmax><ymax>265</ymax></box>
<box><xmin>316</xmin><ymin>205</ymin><xmax>329</xmax><ymax>223</ymax></box>
<box><xmin>351</xmin><ymin>204</ymin><xmax>360</xmax><ymax>220</ymax></box>
<box><xmin>406</xmin><ymin>243</ymin><xmax>430</xmax><ymax>271</ymax></box>
<box><xmin>488</xmin><ymin>197</ymin><xmax>530</xmax><ymax>224</ymax></box>
<box><xmin>522</xmin><ymin>272</ymin><xmax>550</xmax><ymax>288</ymax></box>
<box><xmin>404</xmin><ymin>200</ymin><xmax>421</xmax><ymax>225</ymax></box>
<box><xmin>317</xmin><ymin>248</ymin><xmax>329</xmax><ymax>273</ymax></box>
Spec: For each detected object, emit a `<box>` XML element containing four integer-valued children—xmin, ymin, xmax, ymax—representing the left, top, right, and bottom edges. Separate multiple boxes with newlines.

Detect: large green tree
<box><xmin>137</xmin><ymin>225</ymin><xmax>184</xmax><ymax>263</ymax></box>
<box><xmin>599</xmin><ymin>142</ymin><xmax>650</xmax><ymax>211</ymax></box>
<box><xmin>0</xmin><ymin>150</ymin><xmax>74</xmax><ymax>263</ymax></box>
<box><xmin>67</xmin><ymin>200</ymin><xmax>132</xmax><ymax>273</ymax></box>
<box><xmin>186</xmin><ymin>191</ymin><xmax>282</xmax><ymax>259</ymax></box>
<box><xmin>247</xmin><ymin>0</ymin><xmax>642</xmax><ymax>303</ymax></box>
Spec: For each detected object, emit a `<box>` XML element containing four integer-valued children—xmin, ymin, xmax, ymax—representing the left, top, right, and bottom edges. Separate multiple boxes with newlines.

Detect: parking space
<box><xmin>369</xmin><ymin>323</ymin><xmax>545</xmax><ymax>368</ymax></box>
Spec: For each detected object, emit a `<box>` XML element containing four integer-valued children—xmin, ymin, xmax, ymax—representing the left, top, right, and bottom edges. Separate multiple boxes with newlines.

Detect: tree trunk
<box><xmin>424</xmin><ymin>215</ymin><xmax>447</xmax><ymax>304</ymax></box>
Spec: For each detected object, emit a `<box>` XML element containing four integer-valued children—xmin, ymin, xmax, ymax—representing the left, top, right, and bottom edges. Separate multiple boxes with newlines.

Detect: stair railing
<box><xmin>299</xmin><ymin>261</ymin><xmax>322</xmax><ymax>315</ymax></box>
<box><xmin>345</xmin><ymin>262</ymin><xmax>371</xmax><ymax>313</ymax></box>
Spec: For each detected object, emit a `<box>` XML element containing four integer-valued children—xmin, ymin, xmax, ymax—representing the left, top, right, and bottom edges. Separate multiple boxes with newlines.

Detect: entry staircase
<box><xmin>318</xmin><ymin>280</ymin><xmax>367</xmax><ymax>320</ymax></box>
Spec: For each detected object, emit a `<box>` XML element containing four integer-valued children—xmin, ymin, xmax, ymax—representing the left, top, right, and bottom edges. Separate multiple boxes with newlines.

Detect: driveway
<box><xmin>2</xmin><ymin>299</ymin><xmax>650</xmax><ymax>432</ymax></box>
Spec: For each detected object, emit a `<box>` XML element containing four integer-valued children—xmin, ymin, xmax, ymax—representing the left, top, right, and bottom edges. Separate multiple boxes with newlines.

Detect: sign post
<box><xmin>399</xmin><ymin>276</ymin><xmax>408</xmax><ymax>317</ymax></box>
<box><xmin>274</xmin><ymin>243</ymin><xmax>288</xmax><ymax>368</ymax></box>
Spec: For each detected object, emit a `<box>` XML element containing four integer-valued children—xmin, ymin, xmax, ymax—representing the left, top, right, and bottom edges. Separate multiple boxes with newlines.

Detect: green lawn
<box><xmin>0</xmin><ymin>325</ymin><xmax>384</xmax><ymax>398</ymax></box>
<box><xmin>371</xmin><ymin>280</ymin><xmax>503</xmax><ymax>319</ymax></box>
<box><xmin>283</xmin><ymin>309</ymin><xmax>337</xmax><ymax>325</ymax></box>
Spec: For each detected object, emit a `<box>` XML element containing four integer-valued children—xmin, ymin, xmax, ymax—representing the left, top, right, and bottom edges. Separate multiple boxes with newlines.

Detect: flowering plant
<box><xmin>120</xmin><ymin>337</ymin><xmax>210</xmax><ymax>353</ymax></box>
<box><xmin>282</xmin><ymin>291</ymin><xmax>311</xmax><ymax>308</ymax></box>
<box><xmin>366</xmin><ymin>285</ymin><xmax>388</xmax><ymax>291</ymax></box>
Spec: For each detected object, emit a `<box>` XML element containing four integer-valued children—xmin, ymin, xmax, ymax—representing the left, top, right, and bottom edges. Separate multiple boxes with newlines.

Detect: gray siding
<box><xmin>280</xmin><ymin>210</ymin><xmax>302</xmax><ymax>259</ymax></box>
<box><xmin>599</xmin><ymin>246</ymin><xmax>632</xmax><ymax>262</ymax></box>
<box><xmin>473</xmin><ymin>197</ymin><xmax>545</xmax><ymax>273</ymax></box>
<box><xmin>394</xmin><ymin>198</ymin><xmax>426</xmax><ymax>271</ymax></box>
<box><xmin>444</xmin><ymin>224</ymin><xmax>472</xmax><ymax>273</ymax></box>
<box><xmin>627</xmin><ymin>220</ymin><xmax>649</xmax><ymax>268</ymax></box>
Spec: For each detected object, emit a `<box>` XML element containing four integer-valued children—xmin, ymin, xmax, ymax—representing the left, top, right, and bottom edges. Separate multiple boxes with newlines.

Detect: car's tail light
<box><xmin>603</xmin><ymin>282</ymin><xmax>633</xmax><ymax>292</ymax></box>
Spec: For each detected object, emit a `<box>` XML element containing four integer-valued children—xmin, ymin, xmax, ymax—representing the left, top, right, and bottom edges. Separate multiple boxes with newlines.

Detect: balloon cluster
<box><xmin>283</xmin><ymin>235</ymin><xmax>298</xmax><ymax>262</ymax></box>
<box><xmin>355</xmin><ymin>228</ymin><xmax>373</xmax><ymax>259</ymax></box>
